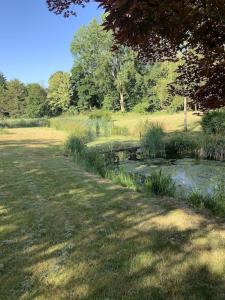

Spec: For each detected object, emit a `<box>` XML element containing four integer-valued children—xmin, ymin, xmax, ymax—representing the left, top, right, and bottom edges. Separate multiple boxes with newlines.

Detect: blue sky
<box><xmin>0</xmin><ymin>0</ymin><xmax>102</xmax><ymax>86</ymax></box>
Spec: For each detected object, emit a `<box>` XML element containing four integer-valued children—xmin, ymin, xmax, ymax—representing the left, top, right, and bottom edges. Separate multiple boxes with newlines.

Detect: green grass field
<box><xmin>51</xmin><ymin>111</ymin><xmax>201</xmax><ymax>132</ymax></box>
<box><xmin>0</xmin><ymin>127</ymin><xmax>225</xmax><ymax>299</ymax></box>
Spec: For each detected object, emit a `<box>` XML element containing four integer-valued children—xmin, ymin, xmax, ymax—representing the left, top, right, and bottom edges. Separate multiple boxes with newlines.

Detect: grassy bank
<box><xmin>0</xmin><ymin>127</ymin><xmax>225</xmax><ymax>299</ymax></box>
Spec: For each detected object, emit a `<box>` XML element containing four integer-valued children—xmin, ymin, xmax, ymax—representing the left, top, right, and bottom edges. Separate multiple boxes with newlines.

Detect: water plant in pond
<box><xmin>64</xmin><ymin>134</ymin><xmax>87</xmax><ymax>155</ymax></box>
<box><xmin>144</xmin><ymin>170</ymin><xmax>176</xmax><ymax>197</ymax></box>
<box><xmin>188</xmin><ymin>182</ymin><xmax>225</xmax><ymax>217</ymax></box>
<box><xmin>198</xmin><ymin>135</ymin><xmax>225</xmax><ymax>161</ymax></box>
<box><xmin>107</xmin><ymin>170</ymin><xmax>138</xmax><ymax>191</ymax></box>
<box><xmin>165</xmin><ymin>135</ymin><xmax>197</xmax><ymax>158</ymax></box>
<box><xmin>140</xmin><ymin>123</ymin><xmax>166</xmax><ymax>159</ymax></box>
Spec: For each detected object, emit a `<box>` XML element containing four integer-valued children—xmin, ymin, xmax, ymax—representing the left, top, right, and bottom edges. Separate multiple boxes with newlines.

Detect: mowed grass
<box><xmin>0</xmin><ymin>128</ymin><xmax>225</xmax><ymax>300</ymax></box>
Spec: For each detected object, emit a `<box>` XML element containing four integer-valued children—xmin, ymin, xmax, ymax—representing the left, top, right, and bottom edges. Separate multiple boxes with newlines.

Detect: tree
<box><xmin>47</xmin><ymin>0</ymin><xmax>225</xmax><ymax>109</ymax></box>
<box><xmin>3</xmin><ymin>80</ymin><xmax>27</xmax><ymax>117</ymax></box>
<box><xmin>25</xmin><ymin>83</ymin><xmax>49</xmax><ymax>117</ymax></box>
<box><xmin>0</xmin><ymin>72</ymin><xmax>6</xmax><ymax>88</ymax></box>
<box><xmin>47</xmin><ymin>71</ymin><xmax>72</xmax><ymax>113</ymax></box>
<box><xmin>70</xmin><ymin>19</ymin><xmax>148</xmax><ymax>112</ymax></box>
<box><xmin>0</xmin><ymin>73</ymin><xmax>8</xmax><ymax>117</ymax></box>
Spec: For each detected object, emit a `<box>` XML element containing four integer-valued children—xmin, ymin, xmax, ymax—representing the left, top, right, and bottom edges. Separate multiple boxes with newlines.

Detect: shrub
<box><xmin>201</xmin><ymin>110</ymin><xmax>225</xmax><ymax>134</ymax></box>
<box><xmin>83</xmin><ymin>149</ymin><xmax>107</xmax><ymax>177</ymax></box>
<box><xmin>64</xmin><ymin>135</ymin><xmax>87</xmax><ymax>155</ymax></box>
<box><xmin>132</xmin><ymin>101</ymin><xmax>149</xmax><ymax>113</ymax></box>
<box><xmin>140</xmin><ymin>123</ymin><xmax>166</xmax><ymax>158</ymax></box>
<box><xmin>144</xmin><ymin>170</ymin><xmax>176</xmax><ymax>196</ymax></box>
<box><xmin>198</xmin><ymin>135</ymin><xmax>225</xmax><ymax>161</ymax></box>
<box><xmin>165</xmin><ymin>135</ymin><xmax>197</xmax><ymax>158</ymax></box>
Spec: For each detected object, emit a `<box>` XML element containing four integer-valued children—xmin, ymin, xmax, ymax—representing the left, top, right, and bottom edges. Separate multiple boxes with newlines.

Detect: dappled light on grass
<box><xmin>0</xmin><ymin>128</ymin><xmax>225</xmax><ymax>299</ymax></box>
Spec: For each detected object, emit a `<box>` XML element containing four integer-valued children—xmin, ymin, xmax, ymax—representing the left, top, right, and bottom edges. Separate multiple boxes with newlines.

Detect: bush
<box><xmin>83</xmin><ymin>149</ymin><xmax>107</xmax><ymax>177</ymax></box>
<box><xmin>64</xmin><ymin>135</ymin><xmax>87</xmax><ymax>155</ymax></box>
<box><xmin>198</xmin><ymin>135</ymin><xmax>225</xmax><ymax>161</ymax></box>
<box><xmin>144</xmin><ymin>170</ymin><xmax>176</xmax><ymax>196</ymax></box>
<box><xmin>133</xmin><ymin>101</ymin><xmax>149</xmax><ymax>113</ymax></box>
<box><xmin>0</xmin><ymin>118</ymin><xmax>49</xmax><ymax>128</ymax></box>
<box><xmin>140</xmin><ymin>123</ymin><xmax>166</xmax><ymax>158</ymax></box>
<box><xmin>201</xmin><ymin>110</ymin><xmax>225</xmax><ymax>134</ymax></box>
<box><xmin>165</xmin><ymin>135</ymin><xmax>197</xmax><ymax>158</ymax></box>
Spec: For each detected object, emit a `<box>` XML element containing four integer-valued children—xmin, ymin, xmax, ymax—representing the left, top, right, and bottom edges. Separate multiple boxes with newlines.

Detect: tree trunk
<box><xmin>194</xmin><ymin>103</ymin><xmax>197</xmax><ymax>112</ymax></box>
<box><xmin>119</xmin><ymin>91</ymin><xmax>125</xmax><ymax>113</ymax></box>
<box><xmin>184</xmin><ymin>97</ymin><xmax>188</xmax><ymax>131</ymax></box>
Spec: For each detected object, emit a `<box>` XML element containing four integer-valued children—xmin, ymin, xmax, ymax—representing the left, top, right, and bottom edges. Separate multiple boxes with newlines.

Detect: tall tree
<box><xmin>0</xmin><ymin>72</ymin><xmax>8</xmax><ymax>116</ymax></box>
<box><xmin>47</xmin><ymin>71</ymin><xmax>72</xmax><ymax>113</ymax></box>
<box><xmin>4</xmin><ymin>80</ymin><xmax>27</xmax><ymax>117</ymax></box>
<box><xmin>70</xmin><ymin>19</ymin><xmax>147</xmax><ymax>112</ymax></box>
<box><xmin>25</xmin><ymin>83</ymin><xmax>49</xmax><ymax>117</ymax></box>
<box><xmin>0</xmin><ymin>72</ymin><xmax>6</xmax><ymax>88</ymax></box>
<box><xmin>47</xmin><ymin>0</ymin><xmax>225</xmax><ymax>109</ymax></box>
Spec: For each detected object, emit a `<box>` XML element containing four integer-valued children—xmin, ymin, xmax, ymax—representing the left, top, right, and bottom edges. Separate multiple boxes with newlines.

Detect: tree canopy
<box><xmin>70</xmin><ymin>19</ymin><xmax>182</xmax><ymax>112</ymax></box>
<box><xmin>47</xmin><ymin>0</ymin><xmax>225</xmax><ymax>109</ymax></box>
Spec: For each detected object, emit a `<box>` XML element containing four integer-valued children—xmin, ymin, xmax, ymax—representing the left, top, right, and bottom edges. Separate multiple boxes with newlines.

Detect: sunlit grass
<box><xmin>0</xmin><ymin>128</ymin><xmax>224</xmax><ymax>299</ymax></box>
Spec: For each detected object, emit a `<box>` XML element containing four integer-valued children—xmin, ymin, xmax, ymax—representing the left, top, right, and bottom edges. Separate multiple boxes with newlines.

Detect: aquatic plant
<box><xmin>198</xmin><ymin>135</ymin><xmax>225</xmax><ymax>161</ymax></box>
<box><xmin>165</xmin><ymin>135</ymin><xmax>197</xmax><ymax>158</ymax></box>
<box><xmin>64</xmin><ymin>135</ymin><xmax>87</xmax><ymax>156</ymax></box>
<box><xmin>107</xmin><ymin>170</ymin><xmax>138</xmax><ymax>191</ymax></box>
<box><xmin>140</xmin><ymin>123</ymin><xmax>166</xmax><ymax>159</ymax></box>
<box><xmin>144</xmin><ymin>170</ymin><xmax>176</xmax><ymax>197</ymax></box>
<box><xmin>51</xmin><ymin>118</ymin><xmax>94</xmax><ymax>142</ymax></box>
<box><xmin>188</xmin><ymin>183</ymin><xmax>225</xmax><ymax>217</ymax></box>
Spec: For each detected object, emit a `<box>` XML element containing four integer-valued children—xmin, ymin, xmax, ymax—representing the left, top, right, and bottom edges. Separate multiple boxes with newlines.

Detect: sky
<box><xmin>0</xmin><ymin>0</ymin><xmax>102</xmax><ymax>86</ymax></box>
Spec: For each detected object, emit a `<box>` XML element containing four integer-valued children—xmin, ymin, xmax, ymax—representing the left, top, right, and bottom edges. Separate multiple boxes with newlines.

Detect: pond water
<box><xmin>120</xmin><ymin>158</ymin><xmax>225</xmax><ymax>197</ymax></box>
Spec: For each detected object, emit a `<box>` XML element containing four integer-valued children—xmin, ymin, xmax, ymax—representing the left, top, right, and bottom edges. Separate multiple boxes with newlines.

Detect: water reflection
<box><xmin>120</xmin><ymin>159</ymin><xmax>225</xmax><ymax>197</ymax></box>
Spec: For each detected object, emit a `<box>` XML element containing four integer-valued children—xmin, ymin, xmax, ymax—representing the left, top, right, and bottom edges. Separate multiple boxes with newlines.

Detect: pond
<box><xmin>120</xmin><ymin>158</ymin><xmax>225</xmax><ymax>197</ymax></box>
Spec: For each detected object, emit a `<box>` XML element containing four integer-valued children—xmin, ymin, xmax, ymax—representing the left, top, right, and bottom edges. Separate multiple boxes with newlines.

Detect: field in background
<box><xmin>0</xmin><ymin>127</ymin><xmax>225</xmax><ymax>299</ymax></box>
<box><xmin>49</xmin><ymin>111</ymin><xmax>202</xmax><ymax>147</ymax></box>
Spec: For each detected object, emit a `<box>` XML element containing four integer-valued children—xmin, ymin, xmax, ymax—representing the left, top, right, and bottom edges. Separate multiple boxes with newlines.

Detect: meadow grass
<box><xmin>0</xmin><ymin>128</ymin><xmax>225</xmax><ymax>299</ymax></box>
<box><xmin>0</xmin><ymin>118</ymin><xmax>49</xmax><ymax>128</ymax></box>
<box><xmin>50</xmin><ymin>111</ymin><xmax>201</xmax><ymax>137</ymax></box>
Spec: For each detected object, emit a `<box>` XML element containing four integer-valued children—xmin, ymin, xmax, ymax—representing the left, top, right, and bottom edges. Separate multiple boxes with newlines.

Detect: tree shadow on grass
<box><xmin>0</xmin><ymin>138</ymin><xmax>225</xmax><ymax>299</ymax></box>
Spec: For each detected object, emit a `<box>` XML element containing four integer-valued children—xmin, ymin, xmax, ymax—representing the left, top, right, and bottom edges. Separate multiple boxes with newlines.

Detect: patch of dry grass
<box><xmin>0</xmin><ymin>128</ymin><xmax>224</xmax><ymax>300</ymax></box>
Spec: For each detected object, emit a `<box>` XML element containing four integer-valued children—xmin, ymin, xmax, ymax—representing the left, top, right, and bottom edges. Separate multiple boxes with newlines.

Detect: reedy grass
<box><xmin>144</xmin><ymin>170</ymin><xmax>176</xmax><ymax>197</ymax></box>
<box><xmin>188</xmin><ymin>183</ymin><xmax>225</xmax><ymax>217</ymax></box>
<box><xmin>0</xmin><ymin>118</ymin><xmax>49</xmax><ymax>128</ymax></box>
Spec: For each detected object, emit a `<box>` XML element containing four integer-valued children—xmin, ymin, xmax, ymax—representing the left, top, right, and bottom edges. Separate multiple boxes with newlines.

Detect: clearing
<box><xmin>0</xmin><ymin>128</ymin><xmax>225</xmax><ymax>300</ymax></box>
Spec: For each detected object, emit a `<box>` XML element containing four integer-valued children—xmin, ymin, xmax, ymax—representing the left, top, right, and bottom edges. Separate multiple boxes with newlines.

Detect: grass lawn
<box><xmin>0</xmin><ymin>128</ymin><xmax>225</xmax><ymax>300</ymax></box>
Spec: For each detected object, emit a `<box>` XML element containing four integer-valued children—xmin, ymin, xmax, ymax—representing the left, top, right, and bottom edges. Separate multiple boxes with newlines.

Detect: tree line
<box><xmin>0</xmin><ymin>18</ymin><xmax>184</xmax><ymax>118</ymax></box>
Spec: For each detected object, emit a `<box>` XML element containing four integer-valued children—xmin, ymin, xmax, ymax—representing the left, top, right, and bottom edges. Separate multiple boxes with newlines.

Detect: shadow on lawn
<box><xmin>0</xmin><ymin>138</ymin><xmax>225</xmax><ymax>299</ymax></box>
